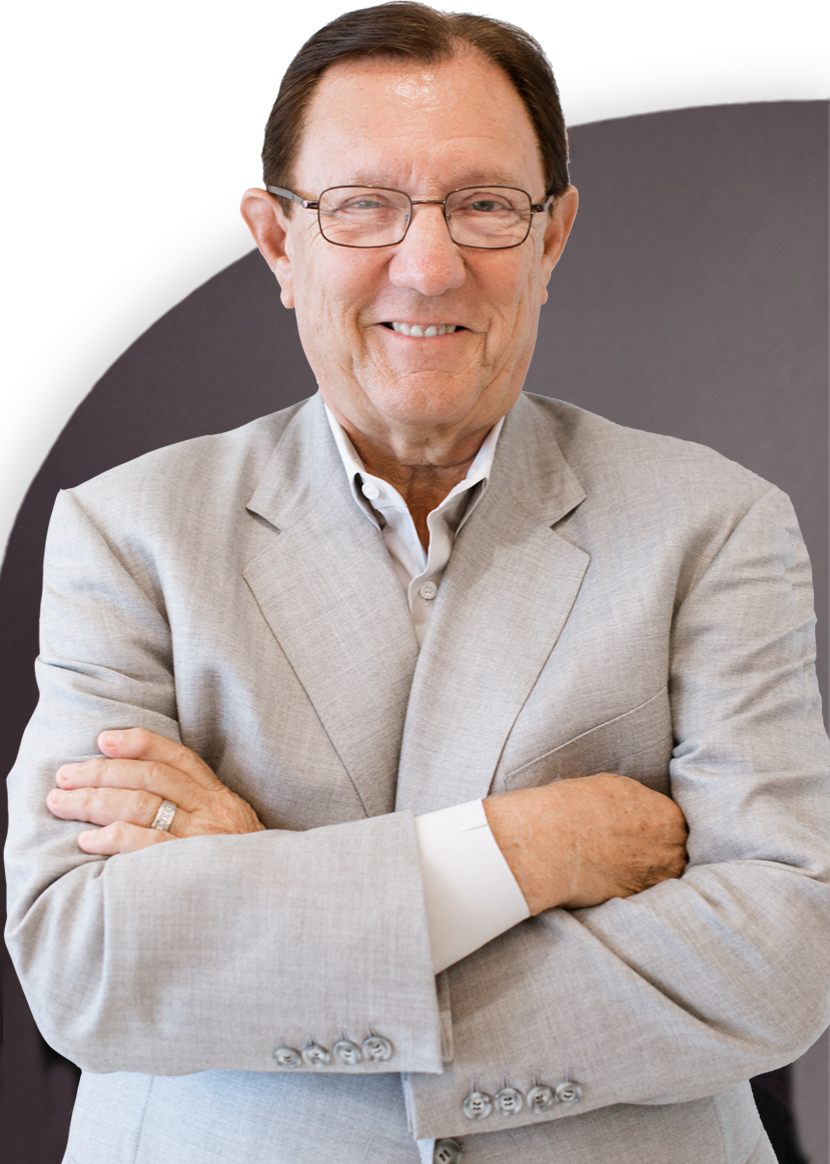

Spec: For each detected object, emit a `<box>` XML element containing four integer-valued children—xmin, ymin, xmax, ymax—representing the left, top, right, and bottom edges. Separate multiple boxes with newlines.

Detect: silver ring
<box><xmin>151</xmin><ymin>799</ymin><xmax>177</xmax><ymax>831</ymax></box>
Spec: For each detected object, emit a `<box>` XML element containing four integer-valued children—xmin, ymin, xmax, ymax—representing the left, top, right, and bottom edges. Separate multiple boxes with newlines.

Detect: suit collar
<box><xmin>495</xmin><ymin>391</ymin><xmax>586</xmax><ymax>525</ymax></box>
<box><xmin>244</xmin><ymin>391</ymin><xmax>589</xmax><ymax>820</ymax></box>
<box><xmin>395</xmin><ymin>393</ymin><xmax>590</xmax><ymax>815</ymax></box>
<box><xmin>244</xmin><ymin>395</ymin><xmax>419</xmax><ymax>819</ymax></box>
<box><xmin>246</xmin><ymin>392</ymin><xmax>343</xmax><ymax>532</ymax></box>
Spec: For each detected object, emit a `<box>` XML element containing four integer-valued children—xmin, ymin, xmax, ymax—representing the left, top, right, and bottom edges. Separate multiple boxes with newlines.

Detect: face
<box><xmin>246</xmin><ymin>50</ymin><xmax>577</xmax><ymax>458</ymax></box>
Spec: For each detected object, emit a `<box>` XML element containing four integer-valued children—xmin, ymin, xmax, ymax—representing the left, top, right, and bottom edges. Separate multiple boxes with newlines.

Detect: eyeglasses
<box><xmin>266</xmin><ymin>184</ymin><xmax>554</xmax><ymax>249</ymax></box>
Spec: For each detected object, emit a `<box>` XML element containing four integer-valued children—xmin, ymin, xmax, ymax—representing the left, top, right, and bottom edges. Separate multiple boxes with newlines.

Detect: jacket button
<box><xmin>273</xmin><ymin>1046</ymin><xmax>302</xmax><ymax>1068</ymax></box>
<box><xmin>419</xmin><ymin>580</ymin><xmax>438</xmax><ymax>601</ymax></box>
<box><xmin>462</xmin><ymin>1089</ymin><xmax>492</xmax><ymax>1120</ymax></box>
<box><xmin>527</xmin><ymin>1084</ymin><xmax>554</xmax><ymax>1112</ymax></box>
<box><xmin>301</xmin><ymin>1042</ymin><xmax>331</xmax><ymax>1066</ymax></box>
<box><xmin>362</xmin><ymin>1035</ymin><xmax>393</xmax><ymax>1061</ymax></box>
<box><xmin>333</xmin><ymin>1039</ymin><xmax>363</xmax><ymax>1065</ymax></box>
<box><xmin>434</xmin><ymin>1138</ymin><xmax>463</xmax><ymax>1163</ymax></box>
<box><xmin>554</xmin><ymin>1081</ymin><xmax>582</xmax><ymax>1105</ymax></box>
<box><xmin>494</xmin><ymin>1085</ymin><xmax>523</xmax><ymax>1114</ymax></box>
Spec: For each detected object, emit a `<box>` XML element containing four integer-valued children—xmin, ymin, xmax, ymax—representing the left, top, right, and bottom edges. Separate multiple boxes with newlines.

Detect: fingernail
<box><xmin>56</xmin><ymin>763</ymin><xmax>79</xmax><ymax>782</ymax></box>
<box><xmin>99</xmin><ymin>730</ymin><xmax>124</xmax><ymax>747</ymax></box>
<box><xmin>78</xmin><ymin>830</ymin><xmax>95</xmax><ymax>847</ymax></box>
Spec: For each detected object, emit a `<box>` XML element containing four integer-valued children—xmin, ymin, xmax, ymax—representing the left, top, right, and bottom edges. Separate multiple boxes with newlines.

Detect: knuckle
<box><xmin>127</xmin><ymin>790</ymin><xmax>151</xmax><ymax>820</ymax></box>
<box><xmin>110</xmin><ymin>820</ymin><xmax>130</xmax><ymax>843</ymax></box>
<box><xmin>146</xmin><ymin>760</ymin><xmax>167</xmax><ymax>789</ymax></box>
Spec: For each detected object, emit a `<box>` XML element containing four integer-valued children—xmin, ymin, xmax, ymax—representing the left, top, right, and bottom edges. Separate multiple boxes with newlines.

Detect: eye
<box><xmin>452</xmin><ymin>190</ymin><xmax>520</xmax><ymax>216</ymax></box>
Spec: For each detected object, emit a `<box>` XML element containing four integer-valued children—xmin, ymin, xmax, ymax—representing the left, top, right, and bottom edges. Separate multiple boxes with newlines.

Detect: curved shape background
<box><xmin>2</xmin><ymin>102</ymin><xmax>828</xmax><ymax>1162</ymax></box>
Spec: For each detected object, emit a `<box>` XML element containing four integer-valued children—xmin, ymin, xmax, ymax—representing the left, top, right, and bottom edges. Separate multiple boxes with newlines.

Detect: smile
<box><xmin>384</xmin><ymin>322</ymin><xmax>459</xmax><ymax>337</ymax></box>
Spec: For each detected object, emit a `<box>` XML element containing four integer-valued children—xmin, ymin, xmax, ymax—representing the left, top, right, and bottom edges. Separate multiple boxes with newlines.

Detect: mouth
<box><xmin>381</xmin><ymin>321</ymin><xmax>461</xmax><ymax>337</ymax></box>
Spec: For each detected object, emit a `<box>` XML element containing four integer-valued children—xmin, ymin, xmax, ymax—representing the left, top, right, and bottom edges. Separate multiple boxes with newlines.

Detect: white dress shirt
<box><xmin>324</xmin><ymin>405</ymin><xmax>530</xmax><ymax>977</ymax></box>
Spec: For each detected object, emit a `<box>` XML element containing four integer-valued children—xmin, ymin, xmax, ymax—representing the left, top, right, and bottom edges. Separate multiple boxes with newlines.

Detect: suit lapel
<box><xmin>395</xmin><ymin>395</ymin><xmax>590</xmax><ymax>815</ymax></box>
<box><xmin>243</xmin><ymin>396</ymin><xmax>419</xmax><ymax>819</ymax></box>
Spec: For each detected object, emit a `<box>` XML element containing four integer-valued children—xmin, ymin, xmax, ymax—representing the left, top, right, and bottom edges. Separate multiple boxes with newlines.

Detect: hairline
<box><xmin>285</xmin><ymin>43</ymin><xmax>548</xmax><ymax>203</ymax></box>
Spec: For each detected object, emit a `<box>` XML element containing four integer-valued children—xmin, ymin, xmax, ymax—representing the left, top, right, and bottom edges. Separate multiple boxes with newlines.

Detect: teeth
<box><xmin>391</xmin><ymin>322</ymin><xmax>458</xmax><ymax>337</ymax></box>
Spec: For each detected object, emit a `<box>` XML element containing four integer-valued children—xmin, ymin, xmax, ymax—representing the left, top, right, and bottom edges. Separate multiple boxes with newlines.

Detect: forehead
<box><xmin>293</xmin><ymin>50</ymin><xmax>545</xmax><ymax>193</ymax></box>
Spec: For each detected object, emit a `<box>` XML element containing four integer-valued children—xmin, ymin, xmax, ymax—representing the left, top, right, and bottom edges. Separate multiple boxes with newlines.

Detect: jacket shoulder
<box><xmin>64</xmin><ymin>398</ymin><xmax>311</xmax><ymax>520</ymax></box>
<box><xmin>520</xmin><ymin>392</ymin><xmax>774</xmax><ymax>511</ymax></box>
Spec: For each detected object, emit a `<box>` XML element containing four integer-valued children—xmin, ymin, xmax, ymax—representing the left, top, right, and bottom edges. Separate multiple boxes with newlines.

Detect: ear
<box><xmin>240</xmin><ymin>188</ymin><xmax>295</xmax><ymax>309</ymax></box>
<box><xmin>539</xmin><ymin>185</ymin><xmax>578</xmax><ymax>304</ymax></box>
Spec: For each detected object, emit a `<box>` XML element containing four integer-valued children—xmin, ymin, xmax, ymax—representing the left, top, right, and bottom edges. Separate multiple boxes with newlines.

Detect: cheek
<box><xmin>295</xmin><ymin>252</ymin><xmax>384</xmax><ymax>328</ymax></box>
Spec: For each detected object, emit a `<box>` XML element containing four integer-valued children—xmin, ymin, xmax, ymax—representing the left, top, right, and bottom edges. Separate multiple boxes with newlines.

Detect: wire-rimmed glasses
<box><xmin>266</xmin><ymin>184</ymin><xmax>554</xmax><ymax>249</ymax></box>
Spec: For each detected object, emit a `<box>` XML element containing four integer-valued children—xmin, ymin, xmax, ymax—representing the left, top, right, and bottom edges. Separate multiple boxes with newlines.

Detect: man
<box><xmin>5</xmin><ymin>4</ymin><xmax>830</xmax><ymax>1163</ymax></box>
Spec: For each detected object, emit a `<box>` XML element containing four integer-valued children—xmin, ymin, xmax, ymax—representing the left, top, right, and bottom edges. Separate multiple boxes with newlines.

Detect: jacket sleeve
<box><xmin>4</xmin><ymin>487</ymin><xmax>444</xmax><ymax>1077</ymax></box>
<box><xmin>404</xmin><ymin>485</ymin><xmax>830</xmax><ymax>1139</ymax></box>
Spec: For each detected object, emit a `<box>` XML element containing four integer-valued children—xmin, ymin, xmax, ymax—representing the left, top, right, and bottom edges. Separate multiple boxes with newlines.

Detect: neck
<box><xmin>329</xmin><ymin>409</ymin><xmax>493</xmax><ymax>548</ymax></box>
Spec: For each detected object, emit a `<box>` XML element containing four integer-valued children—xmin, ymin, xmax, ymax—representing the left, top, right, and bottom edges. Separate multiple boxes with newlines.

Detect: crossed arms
<box><xmin>46</xmin><ymin>727</ymin><xmax>688</xmax><ymax>918</ymax></box>
<box><xmin>6</xmin><ymin>405</ymin><xmax>830</xmax><ymax>1141</ymax></box>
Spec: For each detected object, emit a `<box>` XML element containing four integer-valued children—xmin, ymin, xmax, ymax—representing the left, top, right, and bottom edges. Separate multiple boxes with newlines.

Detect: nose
<box><xmin>387</xmin><ymin>202</ymin><xmax>466</xmax><ymax>296</ymax></box>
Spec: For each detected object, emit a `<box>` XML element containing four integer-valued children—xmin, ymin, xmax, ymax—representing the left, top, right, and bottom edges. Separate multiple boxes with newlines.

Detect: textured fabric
<box><xmin>324</xmin><ymin>403</ymin><xmax>504</xmax><ymax>643</ymax></box>
<box><xmin>329</xmin><ymin>404</ymin><xmax>528</xmax><ymax>973</ymax></box>
<box><xmin>6</xmin><ymin>391</ymin><xmax>830</xmax><ymax>1163</ymax></box>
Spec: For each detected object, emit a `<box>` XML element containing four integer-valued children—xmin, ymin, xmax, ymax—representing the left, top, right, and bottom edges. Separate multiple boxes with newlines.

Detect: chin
<box><xmin>372</xmin><ymin>384</ymin><xmax>484</xmax><ymax>432</ymax></box>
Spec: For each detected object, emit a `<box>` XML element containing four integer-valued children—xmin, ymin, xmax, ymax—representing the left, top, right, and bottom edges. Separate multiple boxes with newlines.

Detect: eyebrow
<box><xmin>342</xmin><ymin>172</ymin><xmax>527</xmax><ymax>191</ymax></box>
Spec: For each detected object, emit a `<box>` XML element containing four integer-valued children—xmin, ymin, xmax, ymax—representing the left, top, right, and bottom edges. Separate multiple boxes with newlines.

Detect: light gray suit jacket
<box><xmin>6</xmin><ymin>391</ymin><xmax>830</xmax><ymax>1164</ymax></box>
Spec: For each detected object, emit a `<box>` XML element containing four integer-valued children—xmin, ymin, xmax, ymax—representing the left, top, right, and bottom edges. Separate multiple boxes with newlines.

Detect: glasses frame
<box><xmin>266</xmin><ymin>184</ymin><xmax>556</xmax><ymax>250</ymax></box>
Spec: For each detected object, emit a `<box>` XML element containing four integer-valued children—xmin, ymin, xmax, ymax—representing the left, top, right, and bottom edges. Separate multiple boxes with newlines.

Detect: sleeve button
<box><xmin>333</xmin><ymin>1039</ymin><xmax>363</xmax><ymax>1065</ymax></box>
<box><xmin>554</xmin><ymin>1081</ymin><xmax>582</xmax><ymax>1105</ymax></box>
<box><xmin>362</xmin><ymin>1035</ymin><xmax>393</xmax><ymax>1061</ymax></box>
<box><xmin>494</xmin><ymin>1086</ymin><xmax>523</xmax><ymax>1114</ymax></box>
<box><xmin>527</xmin><ymin>1085</ymin><xmax>554</xmax><ymax>1112</ymax></box>
<box><xmin>301</xmin><ymin>1042</ymin><xmax>331</xmax><ymax>1066</ymax></box>
<box><xmin>462</xmin><ymin>1089</ymin><xmax>492</xmax><ymax>1120</ymax></box>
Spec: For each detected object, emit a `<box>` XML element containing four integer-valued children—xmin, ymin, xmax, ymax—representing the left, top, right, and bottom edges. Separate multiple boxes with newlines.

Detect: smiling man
<box><xmin>5</xmin><ymin>5</ymin><xmax>830</xmax><ymax>1164</ymax></box>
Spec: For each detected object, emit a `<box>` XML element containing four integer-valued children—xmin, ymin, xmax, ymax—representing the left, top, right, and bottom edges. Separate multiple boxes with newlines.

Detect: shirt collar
<box><xmin>323</xmin><ymin>402</ymin><xmax>505</xmax><ymax>524</ymax></box>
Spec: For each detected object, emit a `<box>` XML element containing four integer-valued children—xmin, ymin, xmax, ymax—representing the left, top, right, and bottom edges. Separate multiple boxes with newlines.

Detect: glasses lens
<box><xmin>445</xmin><ymin>188</ymin><xmax>533</xmax><ymax>248</ymax></box>
<box><xmin>318</xmin><ymin>187</ymin><xmax>411</xmax><ymax>247</ymax></box>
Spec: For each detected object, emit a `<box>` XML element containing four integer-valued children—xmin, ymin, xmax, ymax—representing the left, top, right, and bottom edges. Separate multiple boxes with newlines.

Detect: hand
<box><xmin>46</xmin><ymin>728</ymin><xmax>265</xmax><ymax>855</ymax></box>
<box><xmin>483</xmin><ymin>773</ymin><xmax>688</xmax><ymax>915</ymax></box>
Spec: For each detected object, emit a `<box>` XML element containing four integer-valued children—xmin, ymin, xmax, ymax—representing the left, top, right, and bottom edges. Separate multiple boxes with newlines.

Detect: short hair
<box><xmin>262</xmin><ymin>1</ymin><xmax>569</xmax><ymax>213</ymax></box>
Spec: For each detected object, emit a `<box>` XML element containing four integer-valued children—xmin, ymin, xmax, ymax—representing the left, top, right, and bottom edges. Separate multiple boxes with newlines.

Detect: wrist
<box><xmin>482</xmin><ymin>786</ymin><xmax>568</xmax><ymax>915</ymax></box>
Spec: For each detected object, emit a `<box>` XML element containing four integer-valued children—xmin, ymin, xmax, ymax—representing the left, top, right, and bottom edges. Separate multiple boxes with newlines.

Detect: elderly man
<box><xmin>6</xmin><ymin>4</ymin><xmax>830</xmax><ymax>1163</ymax></box>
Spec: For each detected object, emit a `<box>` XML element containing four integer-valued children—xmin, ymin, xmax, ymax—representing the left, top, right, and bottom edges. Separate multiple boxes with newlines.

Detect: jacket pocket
<box><xmin>503</xmin><ymin>686</ymin><xmax>673</xmax><ymax>795</ymax></box>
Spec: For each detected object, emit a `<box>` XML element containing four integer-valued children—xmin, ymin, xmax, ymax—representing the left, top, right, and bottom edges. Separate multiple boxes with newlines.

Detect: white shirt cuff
<box><xmin>414</xmin><ymin>799</ymin><xmax>530</xmax><ymax>974</ymax></box>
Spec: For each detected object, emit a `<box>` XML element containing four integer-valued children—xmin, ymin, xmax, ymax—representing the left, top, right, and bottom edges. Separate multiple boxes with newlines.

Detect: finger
<box><xmin>77</xmin><ymin>821</ymin><xmax>173</xmax><ymax>855</ymax></box>
<box><xmin>47</xmin><ymin>786</ymin><xmax>192</xmax><ymax>835</ymax></box>
<box><xmin>55</xmin><ymin>757</ymin><xmax>205</xmax><ymax>814</ymax></box>
<box><xmin>96</xmin><ymin>728</ymin><xmax>220</xmax><ymax>790</ymax></box>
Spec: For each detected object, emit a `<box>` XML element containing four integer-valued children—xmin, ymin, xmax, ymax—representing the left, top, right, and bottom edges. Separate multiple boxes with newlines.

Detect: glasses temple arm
<box><xmin>266</xmin><ymin>186</ymin><xmax>320</xmax><ymax>210</ymax></box>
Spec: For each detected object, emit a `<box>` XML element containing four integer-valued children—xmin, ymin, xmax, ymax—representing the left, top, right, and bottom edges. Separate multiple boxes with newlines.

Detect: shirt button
<box><xmin>554</xmin><ymin>1081</ymin><xmax>583</xmax><ymax>1105</ymax></box>
<box><xmin>361</xmin><ymin>481</ymin><xmax>380</xmax><ymax>500</ymax></box>
<box><xmin>419</xmin><ymin>580</ymin><xmax>439</xmax><ymax>601</ymax></box>
<box><xmin>434</xmin><ymin>1139</ymin><xmax>463</xmax><ymax>1163</ymax></box>
<box><xmin>273</xmin><ymin>1046</ymin><xmax>302</xmax><ymax>1068</ymax></box>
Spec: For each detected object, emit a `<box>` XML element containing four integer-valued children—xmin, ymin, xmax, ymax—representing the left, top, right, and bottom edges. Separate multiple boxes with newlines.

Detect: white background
<box><xmin>1</xmin><ymin>0</ymin><xmax>828</xmax><ymax>33</ymax></box>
